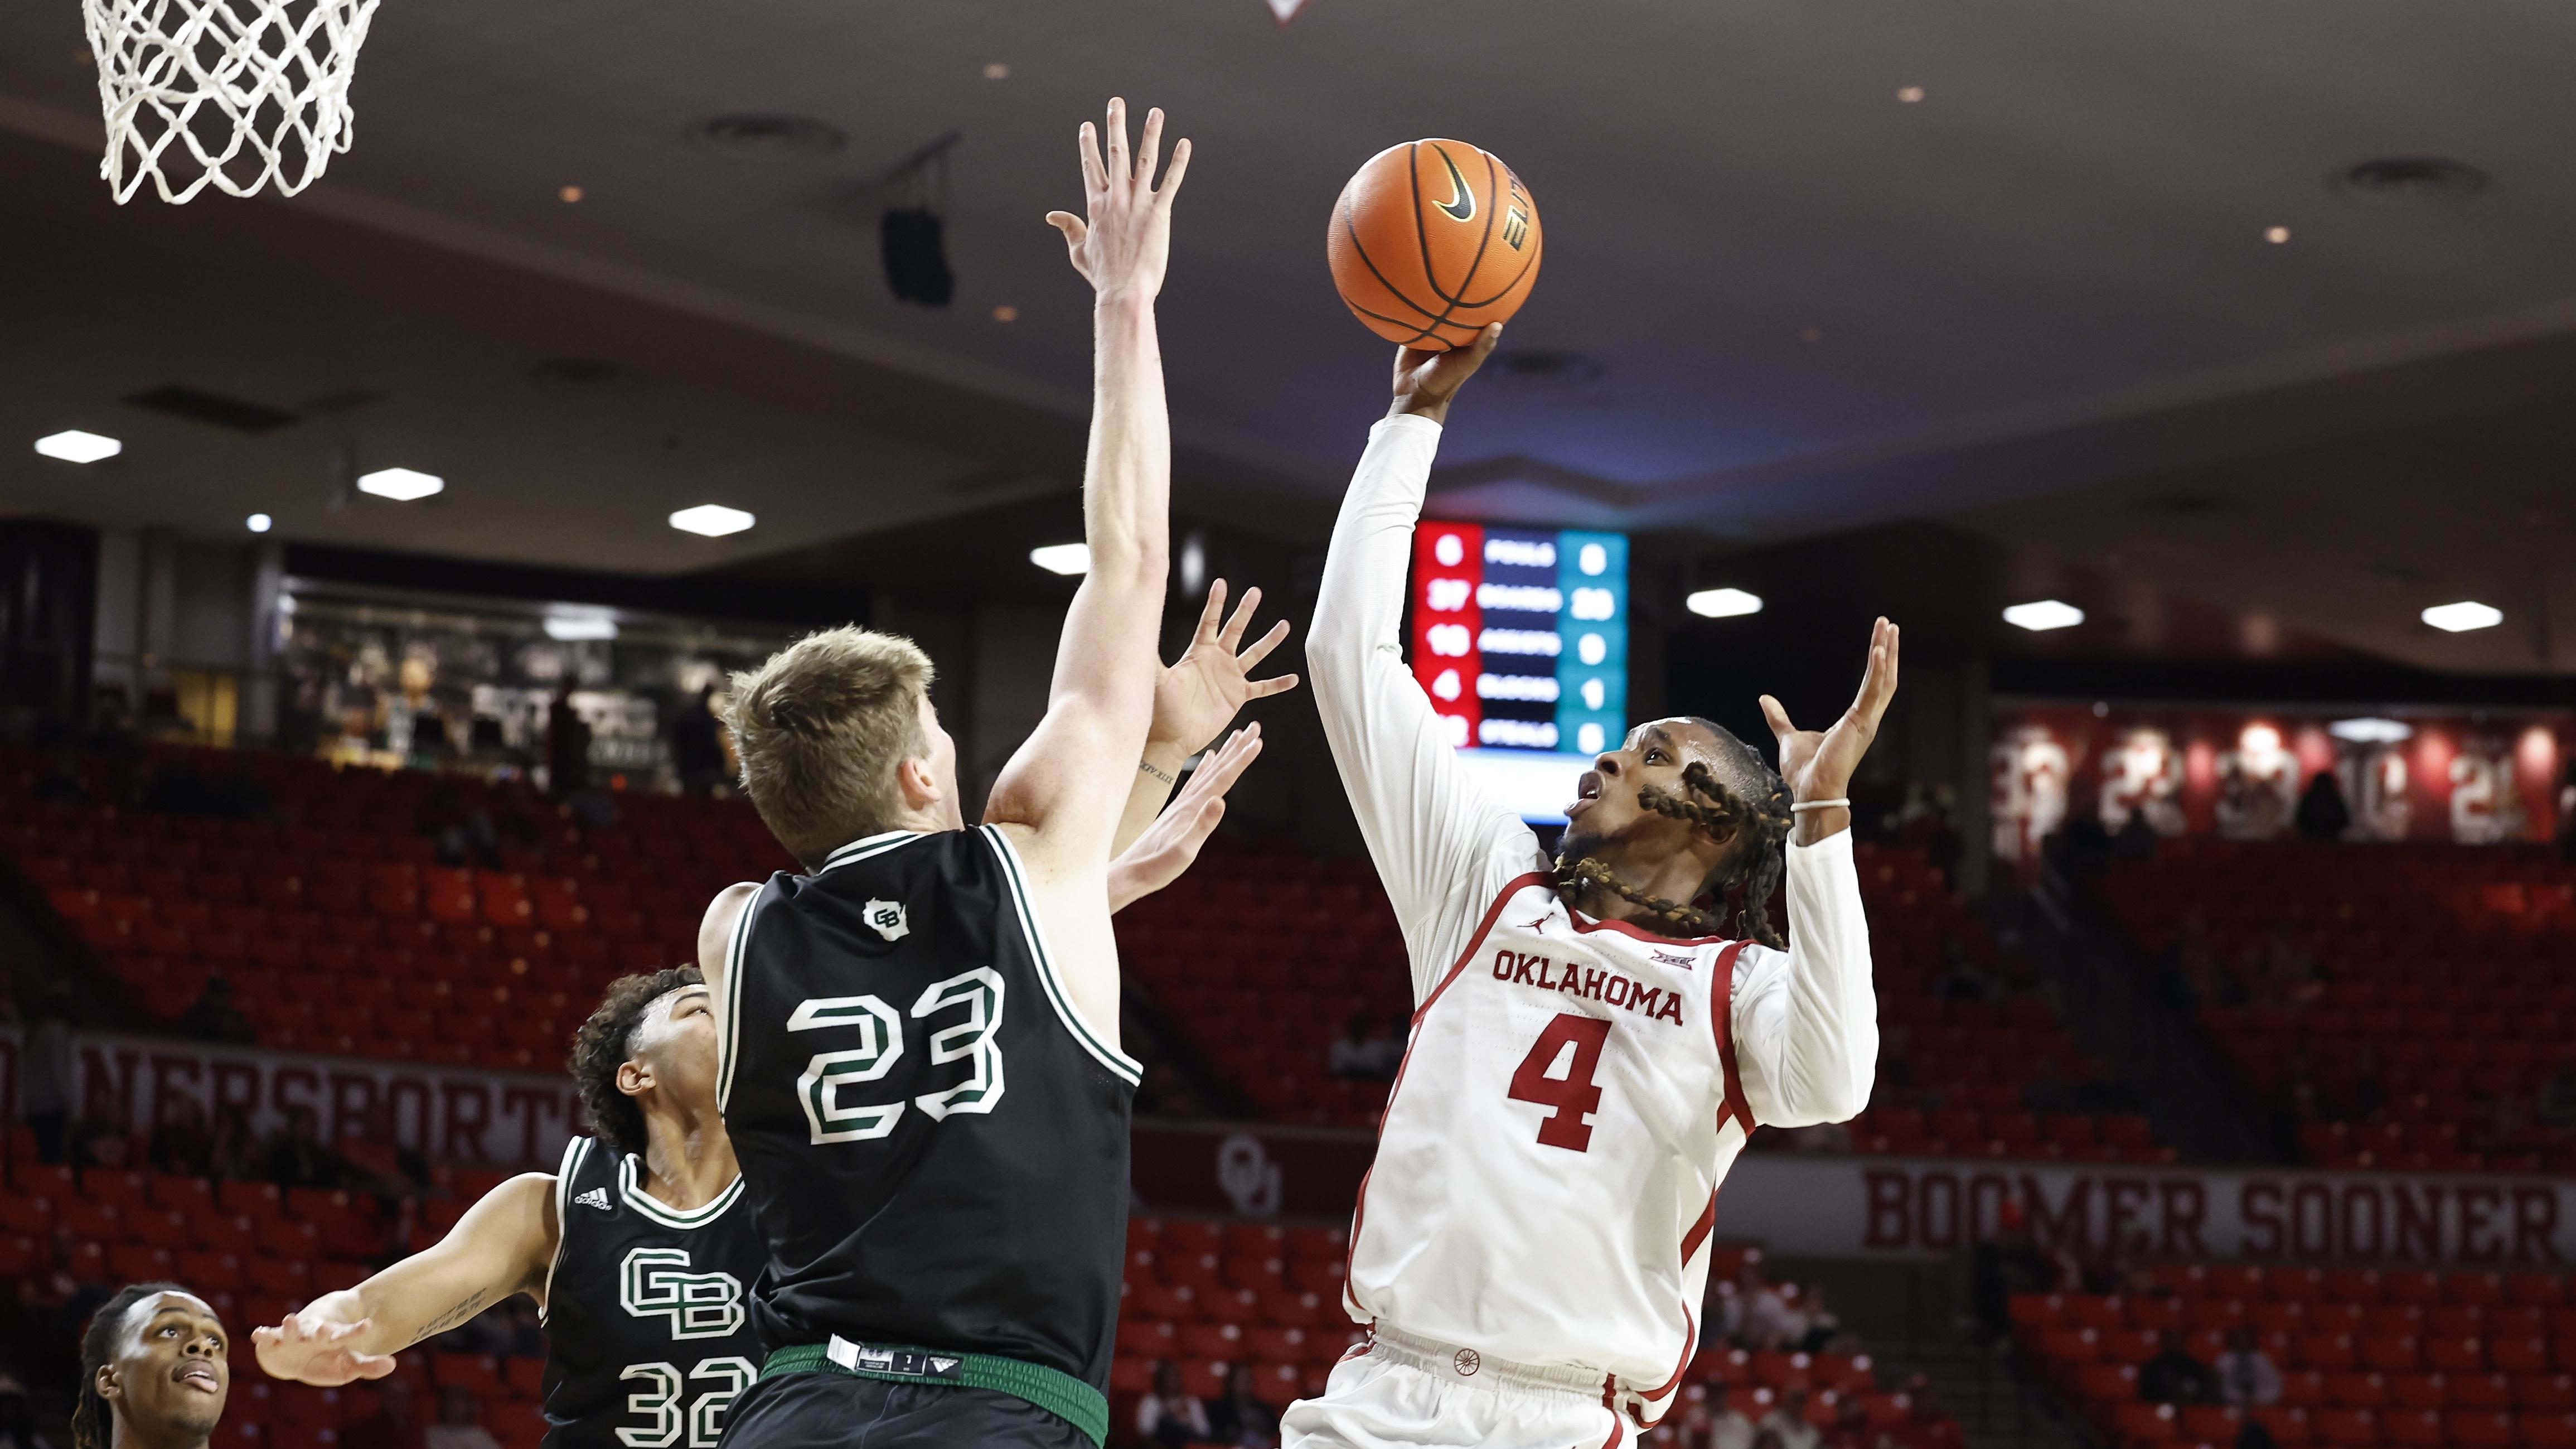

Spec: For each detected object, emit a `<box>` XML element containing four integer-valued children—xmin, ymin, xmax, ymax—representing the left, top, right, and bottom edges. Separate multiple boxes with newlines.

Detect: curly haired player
<box><xmin>1289</xmin><ymin>324</ymin><xmax>1896</xmax><ymax>1449</ymax></box>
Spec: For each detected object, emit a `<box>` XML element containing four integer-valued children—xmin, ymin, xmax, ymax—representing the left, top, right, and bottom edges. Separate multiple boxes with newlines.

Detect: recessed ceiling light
<box><xmin>35</xmin><ymin>429</ymin><xmax>121</xmax><ymax>463</ymax></box>
<box><xmin>2329</xmin><ymin>717</ymin><xmax>2412</xmax><ymax>743</ymax></box>
<box><xmin>983</xmin><ymin>62</ymin><xmax>1009</xmax><ymax>80</ymax></box>
<box><xmin>356</xmin><ymin>467</ymin><xmax>444</xmax><ymax>501</ymax></box>
<box><xmin>2421</xmin><ymin>600</ymin><xmax>2501</xmax><ymax>632</ymax></box>
<box><xmin>2265</xmin><ymin>226</ymin><xmax>2291</xmax><ymax>244</ymax></box>
<box><xmin>559</xmin><ymin>185</ymin><xmax>585</xmax><ymax>204</ymax></box>
<box><xmin>670</xmin><ymin>504</ymin><xmax>755</xmax><ymax>538</ymax></box>
<box><xmin>992</xmin><ymin>305</ymin><xmax>1019</xmax><ymax>322</ymax></box>
<box><xmin>2003</xmin><ymin>599</ymin><xmax>2085</xmax><ymax>631</ymax></box>
<box><xmin>1686</xmin><ymin>587</ymin><xmax>1762</xmax><ymax>619</ymax></box>
<box><xmin>1030</xmin><ymin>543</ymin><xmax>1089</xmax><ymax>576</ymax></box>
<box><xmin>1896</xmin><ymin>85</ymin><xmax>1925</xmax><ymax>103</ymax></box>
<box><xmin>245</xmin><ymin>513</ymin><xmax>273</xmax><ymax>534</ymax></box>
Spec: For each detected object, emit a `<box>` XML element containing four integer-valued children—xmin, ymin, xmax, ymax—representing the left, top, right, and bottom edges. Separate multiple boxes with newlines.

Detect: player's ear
<box><xmin>894</xmin><ymin>754</ymin><xmax>940</xmax><ymax>812</ymax></box>
<box><xmin>616</xmin><ymin>1059</ymin><xmax>651</xmax><ymax>1098</ymax></box>
<box><xmin>96</xmin><ymin>1360</ymin><xmax>122</xmax><ymax>1402</ymax></box>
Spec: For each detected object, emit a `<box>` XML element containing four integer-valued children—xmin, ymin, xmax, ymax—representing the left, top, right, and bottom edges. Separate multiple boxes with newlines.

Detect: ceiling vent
<box><xmin>2332</xmin><ymin>157</ymin><xmax>2488</xmax><ymax>207</ymax></box>
<box><xmin>689</xmin><ymin>113</ymin><xmax>847</xmax><ymax>156</ymax></box>
<box><xmin>124</xmin><ymin>385</ymin><xmax>299</xmax><ymax>433</ymax></box>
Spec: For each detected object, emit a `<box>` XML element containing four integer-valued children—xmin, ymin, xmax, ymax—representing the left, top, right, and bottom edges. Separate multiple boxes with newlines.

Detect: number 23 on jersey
<box><xmin>786</xmin><ymin>967</ymin><xmax>1006</xmax><ymax>1144</ymax></box>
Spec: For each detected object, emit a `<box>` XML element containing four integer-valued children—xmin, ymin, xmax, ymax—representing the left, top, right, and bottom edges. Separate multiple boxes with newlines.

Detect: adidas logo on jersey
<box><xmin>575</xmin><ymin>1188</ymin><xmax>612</xmax><ymax>1211</ymax></box>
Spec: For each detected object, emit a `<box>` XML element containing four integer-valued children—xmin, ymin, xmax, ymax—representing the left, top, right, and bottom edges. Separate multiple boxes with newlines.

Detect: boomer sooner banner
<box><xmin>0</xmin><ymin>1030</ymin><xmax>582</xmax><ymax>1168</ymax></box>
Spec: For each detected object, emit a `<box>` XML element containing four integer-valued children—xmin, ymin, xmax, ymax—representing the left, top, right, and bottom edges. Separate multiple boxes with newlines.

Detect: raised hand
<box><xmin>253</xmin><ymin>1312</ymin><xmax>397</xmax><ymax>1387</ymax></box>
<box><xmin>1389</xmin><ymin>322</ymin><xmax>1505</xmax><ymax>426</ymax></box>
<box><xmin>1045</xmin><ymin>98</ymin><xmax>1190</xmax><ymax>302</ymax></box>
<box><xmin>1759</xmin><ymin>616</ymin><xmax>1900</xmax><ymax>821</ymax></box>
<box><xmin>1110</xmin><ymin>725</ymin><xmax>1265</xmax><ymax>911</ymax></box>
<box><xmin>1151</xmin><ymin>580</ymin><xmax>1299</xmax><ymax>757</ymax></box>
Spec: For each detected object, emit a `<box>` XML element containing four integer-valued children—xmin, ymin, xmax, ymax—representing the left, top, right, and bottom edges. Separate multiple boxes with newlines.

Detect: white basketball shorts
<box><xmin>1281</xmin><ymin>1325</ymin><xmax>1630</xmax><ymax>1449</ymax></box>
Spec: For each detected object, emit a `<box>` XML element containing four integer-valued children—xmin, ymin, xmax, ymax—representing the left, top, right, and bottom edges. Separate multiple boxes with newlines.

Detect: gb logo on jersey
<box><xmin>619</xmin><ymin>1247</ymin><xmax>744</xmax><ymax>1340</ymax></box>
<box><xmin>861</xmin><ymin>899</ymin><xmax>909</xmax><ymax>943</ymax></box>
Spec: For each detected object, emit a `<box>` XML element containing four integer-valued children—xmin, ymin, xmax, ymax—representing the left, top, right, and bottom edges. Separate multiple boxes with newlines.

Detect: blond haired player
<box><xmin>1287</xmin><ymin>326</ymin><xmax>1893</xmax><ymax>1449</ymax></box>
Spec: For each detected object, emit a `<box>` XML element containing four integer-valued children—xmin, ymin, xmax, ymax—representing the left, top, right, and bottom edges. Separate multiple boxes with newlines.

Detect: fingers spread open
<box><xmin>1135</xmin><ymin>107</ymin><xmax>1164</xmax><ymax>189</ymax></box>
<box><xmin>1239</xmin><ymin>616</ymin><xmax>1291</xmax><ymax>668</ymax></box>
<box><xmin>1103</xmin><ymin>99</ymin><xmax>1130</xmax><ymax>197</ymax></box>
<box><xmin>1194</xmin><ymin>579</ymin><xmax>1229</xmax><ymax>642</ymax></box>
<box><xmin>1219</xmin><ymin>585</ymin><xmax>1264</xmax><ymax>649</ymax></box>
<box><xmin>1077</xmin><ymin>122</ymin><xmax>1106</xmax><ymax>200</ymax></box>
<box><xmin>1759</xmin><ymin>693</ymin><xmax>1795</xmax><ymax>743</ymax></box>
<box><xmin>1155</xmin><ymin>136</ymin><xmax>1191</xmax><ymax>207</ymax></box>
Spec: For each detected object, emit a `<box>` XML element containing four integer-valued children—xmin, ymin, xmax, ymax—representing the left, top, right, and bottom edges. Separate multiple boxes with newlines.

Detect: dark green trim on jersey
<box><xmin>759</xmin><ymin>1340</ymin><xmax>1108</xmax><ymax>1448</ymax></box>
<box><xmin>975</xmin><ymin>826</ymin><xmax>1141</xmax><ymax>1086</ymax></box>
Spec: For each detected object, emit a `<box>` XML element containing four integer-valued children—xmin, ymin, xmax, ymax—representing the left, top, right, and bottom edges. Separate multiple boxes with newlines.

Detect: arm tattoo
<box><xmin>417</xmin><ymin>1289</ymin><xmax>497</xmax><ymax>1340</ymax></box>
<box><xmin>1139</xmin><ymin>759</ymin><xmax>1176</xmax><ymax>787</ymax></box>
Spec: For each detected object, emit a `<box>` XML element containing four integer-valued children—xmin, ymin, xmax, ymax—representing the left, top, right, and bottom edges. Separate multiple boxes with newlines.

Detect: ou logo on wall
<box><xmin>621</xmin><ymin>1247</ymin><xmax>745</xmax><ymax>1340</ymax></box>
<box><xmin>1217</xmin><ymin>1133</ymin><xmax>1282</xmax><ymax>1216</ymax></box>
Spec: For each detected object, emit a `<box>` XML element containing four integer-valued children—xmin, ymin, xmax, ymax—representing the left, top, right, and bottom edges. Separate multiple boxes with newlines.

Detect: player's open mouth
<box><xmin>1567</xmin><ymin>772</ymin><xmax>1603</xmax><ymax>818</ymax></box>
<box><xmin>176</xmin><ymin>1363</ymin><xmax>220</xmax><ymax>1393</ymax></box>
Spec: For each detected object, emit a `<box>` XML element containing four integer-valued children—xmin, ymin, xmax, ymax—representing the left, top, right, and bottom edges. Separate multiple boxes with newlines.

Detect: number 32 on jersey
<box><xmin>786</xmin><ymin>967</ymin><xmax>1005</xmax><ymax>1144</ymax></box>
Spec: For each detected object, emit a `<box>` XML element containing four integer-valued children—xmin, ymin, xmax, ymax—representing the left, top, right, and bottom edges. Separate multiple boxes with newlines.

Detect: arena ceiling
<box><xmin>0</xmin><ymin>0</ymin><xmax>2571</xmax><ymax>673</ymax></box>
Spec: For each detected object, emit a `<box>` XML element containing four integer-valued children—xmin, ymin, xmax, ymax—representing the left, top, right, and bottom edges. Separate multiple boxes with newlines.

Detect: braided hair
<box><xmin>1552</xmin><ymin>721</ymin><xmax>1794</xmax><ymax>948</ymax></box>
<box><xmin>73</xmin><ymin>1282</ymin><xmax>191</xmax><ymax>1449</ymax></box>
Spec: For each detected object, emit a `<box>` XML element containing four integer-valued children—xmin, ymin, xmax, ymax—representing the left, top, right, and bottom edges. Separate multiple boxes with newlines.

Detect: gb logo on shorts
<box><xmin>862</xmin><ymin>899</ymin><xmax>909</xmax><ymax>943</ymax></box>
<box><xmin>620</xmin><ymin>1247</ymin><xmax>745</xmax><ymax>1340</ymax></box>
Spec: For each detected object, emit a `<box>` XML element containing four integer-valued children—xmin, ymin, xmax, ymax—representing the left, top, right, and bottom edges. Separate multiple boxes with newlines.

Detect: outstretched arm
<box><xmin>1734</xmin><ymin>619</ymin><xmax>1899</xmax><ymax>1127</ymax></box>
<box><xmin>1309</xmin><ymin>327</ymin><xmax>1542</xmax><ymax>1001</ymax></box>
<box><xmin>986</xmin><ymin>97</ymin><xmax>1188</xmax><ymax>873</ymax></box>
<box><xmin>251</xmin><ymin>1172</ymin><xmax>557</xmax><ymax>1385</ymax></box>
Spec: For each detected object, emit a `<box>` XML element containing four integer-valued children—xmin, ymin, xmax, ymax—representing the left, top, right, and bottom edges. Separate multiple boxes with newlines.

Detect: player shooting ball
<box><xmin>1286</xmin><ymin>325</ymin><xmax>1892</xmax><ymax>1449</ymax></box>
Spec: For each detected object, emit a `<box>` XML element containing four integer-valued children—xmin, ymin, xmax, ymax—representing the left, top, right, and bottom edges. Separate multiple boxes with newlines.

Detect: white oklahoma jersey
<box><xmin>1295</xmin><ymin>414</ymin><xmax>1877</xmax><ymax>1449</ymax></box>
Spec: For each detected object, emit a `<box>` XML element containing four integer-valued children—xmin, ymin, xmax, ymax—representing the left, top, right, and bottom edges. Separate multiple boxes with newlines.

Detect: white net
<box><xmin>84</xmin><ymin>0</ymin><xmax>383</xmax><ymax>204</ymax></box>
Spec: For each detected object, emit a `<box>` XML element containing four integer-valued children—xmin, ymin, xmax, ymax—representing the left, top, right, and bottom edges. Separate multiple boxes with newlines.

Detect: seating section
<box><xmin>2</xmin><ymin>746</ymin><xmax>792</xmax><ymax>1070</ymax></box>
<box><xmin>2015</xmin><ymin>1263</ymin><xmax>2576</xmax><ymax>1447</ymax></box>
<box><xmin>2099</xmin><ymin>840</ymin><xmax>2576</xmax><ymax>1173</ymax></box>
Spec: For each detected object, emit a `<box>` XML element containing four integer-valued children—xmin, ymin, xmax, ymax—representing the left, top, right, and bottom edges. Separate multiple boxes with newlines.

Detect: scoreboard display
<box><xmin>1409</xmin><ymin>521</ymin><xmax>1628</xmax><ymax>818</ymax></box>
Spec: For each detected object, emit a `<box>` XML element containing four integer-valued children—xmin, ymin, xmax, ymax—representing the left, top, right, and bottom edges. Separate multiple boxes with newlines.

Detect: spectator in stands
<box><xmin>149</xmin><ymin>1098</ymin><xmax>214</xmax><ymax>1178</ymax></box>
<box><xmin>206</xmin><ymin>1104</ymin><xmax>261</xmax><ymax>1181</ymax></box>
<box><xmin>1703</xmin><ymin>1382</ymin><xmax>1756</xmax><ymax>1449</ymax></box>
<box><xmin>1738</xmin><ymin>1274</ymin><xmax>1804</xmax><ymax>1351</ymax></box>
<box><xmin>342</xmin><ymin>1374</ymin><xmax>423</xmax><ymax>1449</ymax></box>
<box><xmin>545</xmin><ymin>696</ymin><xmax>592</xmax><ymax>797</ymax></box>
<box><xmin>1822</xmin><ymin>1394</ymin><xmax>1871</xmax><ymax>1449</ymax></box>
<box><xmin>670</xmin><ymin>684</ymin><xmax>728</xmax><ymax>798</ymax></box>
<box><xmin>69</xmin><ymin>1119</ymin><xmax>131</xmax><ymax>1171</ymax></box>
<box><xmin>1327</xmin><ymin>1011</ymin><xmax>1394</xmax><ymax>1080</ymax></box>
<box><xmin>21</xmin><ymin>1227</ymin><xmax>113</xmax><ymax>1353</ymax></box>
<box><xmin>176</xmin><ymin>977</ymin><xmax>256</xmax><ymax>1046</ymax></box>
<box><xmin>1135</xmin><ymin>1361</ymin><xmax>1210</xmax><ymax>1449</ymax></box>
<box><xmin>1204</xmin><ymin>1364</ymin><xmax>1281</xmax><ymax>1448</ymax></box>
<box><xmin>0</xmin><ymin>1371</ymin><xmax>54</xmax><ymax>1449</ymax></box>
<box><xmin>423</xmin><ymin>1389</ymin><xmax>498</xmax><ymax>1449</ymax></box>
<box><xmin>2538</xmin><ymin>1063</ymin><xmax>2576</xmax><ymax>1129</ymax></box>
<box><xmin>2293</xmin><ymin>770</ymin><xmax>2349</xmax><ymax>842</ymax></box>
<box><xmin>1759</xmin><ymin>1388</ymin><xmax>1821</xmax><ymax>1449</ymax></box>
<box><xmin>18</xmin><ymin>986</ymin><xmax>78</xmax><ymax>1165</ymax></box>
<box><xmin>2211</xmin><ymin>1326</ymin><xmax>2281</xmax><ymax>1407</ymax></box>
<box><xmin>2138</xmin><ymin>1329</ymin><xmax>2219</xmax><ymax>1405</ymax></box>
<box><xmin>1795</xmin><ymin>1283</ymin><xmax>1858</xmax><ymax>1354</ymax></box>
<box><xmin>263</xmin><ymin>1105</ymin><xmax>344</xmax><ymax>1191</ymax></box>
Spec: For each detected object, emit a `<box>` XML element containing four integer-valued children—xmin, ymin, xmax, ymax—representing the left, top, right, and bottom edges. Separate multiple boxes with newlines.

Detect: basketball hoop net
<box><xmin>83</xmin><ymin>0</ymin><xmax>382</xmax><ymax>204</ymax></box>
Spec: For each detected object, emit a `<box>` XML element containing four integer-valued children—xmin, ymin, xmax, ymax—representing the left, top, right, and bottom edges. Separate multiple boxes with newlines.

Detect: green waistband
<box><xmin>761</xmin><ymin>1339</ymin><xmax>1107</xmax><ymax>1448</ymax></box>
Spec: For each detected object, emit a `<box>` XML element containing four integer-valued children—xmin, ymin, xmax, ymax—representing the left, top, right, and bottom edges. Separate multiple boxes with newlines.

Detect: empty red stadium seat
<box><xmin>2380</xmin><ymin>1408</ymin><xmax>2442</xmax><ymax>1446</ymax></box>
<box><xmin>2520</xmin><ymin>1378</ymin><xmax>2576</xmax><ymax>1412</ymax></box>
<box><xmin>2112</xmin><ymin>1402</ymin><xmax>2178</xmax><ymax>1443</ymax></box>
<box><xmin>1178</xmin><ymin>1323</ymin><xmax>1241</xmax><ymax>1360</ymax></box>
<box><xmin>2361</xmin><ymin>1336</ymin><xmax>2420</xmax><ymax>1373</ymax></box>
<box><xmin>2326</xmin><ymin>1373</ymin><xmax>2389</xmax><ymax>1409</ymax></box>
<box><xmin>2180</xmin><ymin>1407</ymin><xmax>2244</xmax><ymax>1441</ymax></box>
<box><xmin>1115</xmin><ymin>1320</ymin><xmax>1178</xmax><ymax>1360</ymax></box>
<box><xmin>2253</xmin><ymin>1406</ymin><xmax>2312</xmax><ymax>1443</ymax></box>
<box><xmin>1127</xmin><ymin>1283</ymin><xmax>1197</xmax><ymax>1322</ymax></box>
<box><xmin>2309</xmin><ymin>1408</ymin><xmax>2375</xmax><ymax>1446</ymax></box>
<box><xmin>2526</xmin><ymin>1413</ymin><xmax>2576</xmax><ymax>1449</ymax></box>
<box><xmin>2386</xmin><ymin>1374</ymin><xmax>2449</xmax><ymax>1411</ymax></box>
<box><xmin>2492</xmin><ymin>1339</ymin><xmax>2551</xmax><ymax>1374</ymax></box>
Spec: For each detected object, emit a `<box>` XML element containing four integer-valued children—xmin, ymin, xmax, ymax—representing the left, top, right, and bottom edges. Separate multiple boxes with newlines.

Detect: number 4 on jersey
<box><xmin>1508</xmin><ymin>1012</ymin><xmax>1611</xmax><ymax>1151</ymax></box>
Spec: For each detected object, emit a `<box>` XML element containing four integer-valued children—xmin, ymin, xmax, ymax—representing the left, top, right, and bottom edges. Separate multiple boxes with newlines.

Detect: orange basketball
<box><xmin>1327</xmin><ymin>139</ymin><xmax>1543</xmax><ymax>351</ymax></box>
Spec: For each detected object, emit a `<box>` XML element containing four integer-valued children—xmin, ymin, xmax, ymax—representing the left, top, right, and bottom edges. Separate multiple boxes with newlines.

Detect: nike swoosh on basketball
<box><xmin>1434</xmin><ymin>148</ymin><xmax>1476</xmax><ymax>223</ymax></box>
